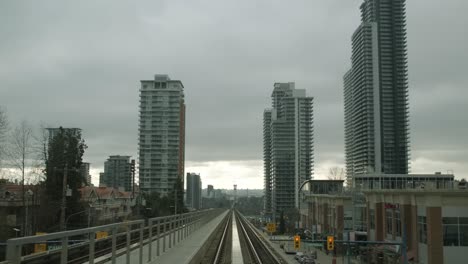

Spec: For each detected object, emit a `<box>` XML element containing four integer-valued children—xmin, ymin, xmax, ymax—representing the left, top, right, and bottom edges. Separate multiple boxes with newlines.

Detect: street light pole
<box><xmin>60</xmin><ymin>163</ymin><xmax>68</xmax><ymax>231</ymax></box>
<box><xmin>297</xmin><ymin>179</ymin><xmax>313</xmax><ymax>230</ymax></box>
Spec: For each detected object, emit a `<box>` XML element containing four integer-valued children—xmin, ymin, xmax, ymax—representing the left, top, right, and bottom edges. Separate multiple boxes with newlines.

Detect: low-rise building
<box><xmin>0</xmin><ymin>184</ymin><xmax>40</xmax><ymax>238</ymax></box>
<box><xmin>354</xmin><ymin>173</ymin><xmax>466</xmax><ymax>264</ymax></box>
<box><xmin>79</xmin><ymin>186</ymin><xmax>135</xmax><ymax>225</ymax></box>
<box><xmin>301</xmin><ymin>174</ymin><xmax>468</xmax><ymax>263</ymax></box>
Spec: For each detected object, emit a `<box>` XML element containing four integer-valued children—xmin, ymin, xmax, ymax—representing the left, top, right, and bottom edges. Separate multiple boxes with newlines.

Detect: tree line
<box><xmin>0</xmin><ymin>106</ymin><xmax>87</xmax><ymax>235</ymax></box>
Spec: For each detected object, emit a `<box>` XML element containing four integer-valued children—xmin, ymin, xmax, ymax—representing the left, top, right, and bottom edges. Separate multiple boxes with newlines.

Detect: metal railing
<box><xmin>5</xmin><ymin>209</ymin><xmax>223</xmax><ymax>264</ymax></box>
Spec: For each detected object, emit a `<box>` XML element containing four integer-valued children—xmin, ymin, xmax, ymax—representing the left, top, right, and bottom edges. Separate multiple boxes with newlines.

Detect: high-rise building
<box><xmin>138</xmin><ymin>74</ymin><xmax>186</xmax><ymax>195</ymax></box>
<box><xmin>263</xmin><ymin>110</ymin><xmax>272</xmax><ymax>216</ymax></box>
<box><xmin>46</xmin><ymin>127</ymin><xmax>82</xmax><ymax>142</ymax></box>
<box><xmin>207</xmin><ymin>185</ymin><xmax>214</xmax><ymax>198</ymax></box>
<box><xmin>344</xmin><ymin>0</ymin><xmax>410</xmax><ymax>179</ymax></box>
<box><xmin>80</xmin><ymin>162</ymin><xmax>92</xmax><ymax>186</ymax></box>
<box><xmin>186</xmin><ymin>173</ymin><xmax>202</xmax><ymax>210</ymax></box>
<box><xmin>263</xmin><ymin>82</ymin><xmax>314</xmax><ymax>217</ymax></box>
<box><xmin>99</xmin><ymin>155</ymin><xmax>132</xmax><ymax>192</ymax></box>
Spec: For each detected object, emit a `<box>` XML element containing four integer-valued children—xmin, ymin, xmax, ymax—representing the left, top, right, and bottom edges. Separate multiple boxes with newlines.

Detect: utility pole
<box><xmin>60</xmin><ymin>163</ymin><xmax>68</xmax><ymax>231</ymax></box>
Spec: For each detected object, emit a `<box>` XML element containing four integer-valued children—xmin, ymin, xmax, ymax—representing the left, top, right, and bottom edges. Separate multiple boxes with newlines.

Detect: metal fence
<box><xmin>5</xmin><ymin>208</ymin><xmax>224</xmax><ymax>264</ymax></box>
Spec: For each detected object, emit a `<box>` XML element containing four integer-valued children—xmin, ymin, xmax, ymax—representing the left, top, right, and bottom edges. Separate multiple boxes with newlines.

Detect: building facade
<box><xmin>344</xmin><ymin>0</ymin><xmax>410</xmax><ymax>179</ymax></box>
<box><xmin>186</xmin><ymin>173</ymin><xmax>202</xmax><ymax>210</ymax></box>
<box><xmin>138</xmin><ymin>74</ymin><xmax>186</xmax><ymax>195</ymax></box>
<box><xmin>80</xmin><ymin>162</ymin><xmax>92</xmax><ymax>186</ymax></box>
<box><xmin>99</xmin><ymin>155</ymin><xmax>133</xmax><ymax>192</ymax></box>
<box><xmin>365</xmin><ymin>187</ymin><xmax>468</xmax><ymax>264</ymax></box>
<box><xmin>79</xmin><ymin>186</ymin><xmax>135</xmax><ymax>226</ymax></box>
<box><xmin>263</xmin><ymin>82</ymin><xmax>314</xmax><ymax>218</ymax></box>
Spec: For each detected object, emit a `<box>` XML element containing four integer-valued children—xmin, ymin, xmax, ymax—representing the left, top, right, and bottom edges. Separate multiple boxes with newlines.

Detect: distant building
<box><xmin>263</xmin><ymin>82</ymin><xmax>314</xmax><ymax>218</ymax></box>
<box><xmin>0</xmin><ymin>184</ymin><xmax>40</xmax><ymax>238</ymax></box>
<box><xmin>207</xmin><ymin>185</ymin><xmax>214</xmax><ymax>198</ymax></box>
<box><xmin>99</xmin><ymin>155</ymin><xmax>133</xmax><ymax>192</ymax></box>
<box><xmin>79</xmin><ymin>186</ymin><xmax>135</xmax><ymax>225</ymax></box>
<box><xmin>344</xmin><ymin>0</ymin><xmax>410</xmax><ymax>180</ymax></box>
<box><xmin>46</xmin><ymin>127</ymin><xmax>82</xmax><ymax>142</ymax></box>
<box><xmin>138</xmin><ymin>74</ymin><xmax>186</xmax><ymax>195</ymax></box>
<box><xmin>80</xmin><ymin>162</ymin><xmax>92</xmax><ymax>186</ymax></box>
<box><xmin>186</xmin><ymin>173</ymin><xmax>202</xmax><ymax>210</ymax></box>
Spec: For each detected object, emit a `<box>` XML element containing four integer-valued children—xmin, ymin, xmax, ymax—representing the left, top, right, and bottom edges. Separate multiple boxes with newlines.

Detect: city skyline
<box><xmin>1</xmin><ymin>0</ymin><xmax>467</xmax><ymax>189</ymax></box>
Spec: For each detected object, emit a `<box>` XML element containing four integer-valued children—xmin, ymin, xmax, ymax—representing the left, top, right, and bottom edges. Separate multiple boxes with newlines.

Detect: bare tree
<box><xmin>327</xmin><ymin>166</ymin><xmax>345</xmax><ymax>180</ymax></box>
<box><xmin>29</xmin><ymin>123</ymin><xmax>50</xmax><ymax>183</ymax></box>
<box><xmin>6</xmin><ymin>121</ymin><xmax>34</xmax><ymax>236</ymax></box>
<box><xmin>0</xmin><ymin>107</ymin><xmax>8</xmax><ymax>170</ymax></box>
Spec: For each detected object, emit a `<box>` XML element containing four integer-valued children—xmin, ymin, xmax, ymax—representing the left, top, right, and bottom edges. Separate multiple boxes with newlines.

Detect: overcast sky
<box><xmin>1</xmin><ymin>0</ymin><xmax>467</xmax><ymax>189</ymax></box>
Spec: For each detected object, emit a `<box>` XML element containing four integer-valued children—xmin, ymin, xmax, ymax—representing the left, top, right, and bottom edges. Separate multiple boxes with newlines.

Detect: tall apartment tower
<box><xmin>139</xmin><ymin>74</ymin><xmax>186</xmax><ymax>195</ymax></box>
<box><xmin>344</xmin><ymin>0</ymin><xmax>410</xmax><ymax>180</ymax></box>
<box><xmin>99</xmin><ymin>155</ymin><xmax>132</xmax><ymax>192</ymax></box>
<box><xmin>263</xmin><ymin>82</ymin><xmax>314</xmax><ymax>217</ymax></box>
<box><xmin>186</xmin><ymin>173</ymin><xmax>202</xmax><ymax>210</ymax></box>
<box><xmin>80</xmin><ymin>162</ymin><xmax>92</xmax><ymax>186</ymax></box>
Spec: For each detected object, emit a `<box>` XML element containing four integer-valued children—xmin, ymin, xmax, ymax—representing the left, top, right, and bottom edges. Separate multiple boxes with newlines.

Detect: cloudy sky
<box><xmin>1</xmin><ymin>0</ymin><xmax>467</xmax><ymax>189</ymax></box>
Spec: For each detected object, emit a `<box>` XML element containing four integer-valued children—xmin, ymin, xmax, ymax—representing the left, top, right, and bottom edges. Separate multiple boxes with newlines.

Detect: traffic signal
<box><xmin>327</xmin><ymin>236</ymin><xmax>334</xmax><ymax>251</ymax></box>
<box><xmin>294</xmin><ymin>235</ymin><xmax>301</xmax><ymax>249</ymax></box>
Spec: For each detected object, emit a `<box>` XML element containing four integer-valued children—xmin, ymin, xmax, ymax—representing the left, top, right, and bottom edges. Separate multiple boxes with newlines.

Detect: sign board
<box><xmin>266</xmin><ymin>223</ymin><xmax>276</xmax><ymax>233</ymax></box>
<box><xmin>34</xmin><ymin>232</ymin><xmax>47</xmax><ymax>253</ymax></box>
<box><xmin>48</xmin><ymin>244</ymin><xmax>62</xmax><ymax>251</ymax></box>
<box><xmin>96</xmin><ymin>231</ymin><xmax>108</xmax><ymax>240</ymax></box>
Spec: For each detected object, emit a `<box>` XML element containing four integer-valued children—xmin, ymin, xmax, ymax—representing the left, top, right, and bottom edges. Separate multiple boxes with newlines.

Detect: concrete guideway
<box><xmin>4</xmin><ymin>209</ymin><xmax>227</xmax><ymax>264</ymax></box>
<box><xmin>95</xmin><ymin>210</ymin><xmax>230</xmax><ymax>264</ymax></box>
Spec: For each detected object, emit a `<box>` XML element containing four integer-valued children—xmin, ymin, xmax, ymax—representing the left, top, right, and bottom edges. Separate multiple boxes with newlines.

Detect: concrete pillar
<box><xmin>427</xmin><ymin>207</ymin><xmax>443</xmax><ymax>264</ymax></box>
<box><xmin>336</xmin><ymin>205</ymin><xmax>344</xmax><ymax>240</ymax></box>
<box><xmin>375</xmin><ymin>202</ymin><xmax>384</xmax><ymax>241</ymax></box>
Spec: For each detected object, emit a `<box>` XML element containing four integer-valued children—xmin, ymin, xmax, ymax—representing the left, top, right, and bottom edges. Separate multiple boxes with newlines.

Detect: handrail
<box><xmin>5</xmin><ymin>208</ymin><xmax>224</xmax><ymax>264</ymax></box>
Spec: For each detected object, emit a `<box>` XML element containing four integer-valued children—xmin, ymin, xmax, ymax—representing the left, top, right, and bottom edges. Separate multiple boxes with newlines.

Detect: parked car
<box><xmin>294</xmin><ymin>251</ymin><xmax>304</xmax><ymax>261</ymax></box>
<box><xmin>300</xmin><ymin>256</ymin><xmax>316</xmax><ymax>264</ymax></box>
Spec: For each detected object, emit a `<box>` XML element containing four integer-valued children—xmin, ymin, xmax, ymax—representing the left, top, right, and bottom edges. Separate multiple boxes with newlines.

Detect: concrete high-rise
<box><xmin>263</xmin><ymin>82</ymin><xmax>314</xmax><ymax>217</ymax></box>
<box><xmin>186</xmin><ymin>173</ymin><xmax>202</xmax><ymax>210</ymax></box>
<box><xmin>99</xmin><ymin>155</ymin><xmax>132</xmax><ymax>192</ymax></box>
<box><xmin>138</xmin><ymin>74</ymin><xmax>186</xmax><ymax>195</ymax></box>
<box><xmin>344</xmin><ymin>0</ymin><xmax>410</xmax><ymax>179</ymax></box>
<box><xmin>80</xmin><ymin>162</ymin><xmax>91</xmax><ymax>186</ymax></box>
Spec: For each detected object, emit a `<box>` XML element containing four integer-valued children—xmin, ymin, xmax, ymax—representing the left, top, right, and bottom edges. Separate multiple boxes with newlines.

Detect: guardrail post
<box><xmin>177</xmin><ymin>214</ymin><xmax>181</xmax><ymax>243</ymax></box>
<box><xmin>157</xmin><ymin>219</ymin><xmax>161</xmax><ymax>256</ymax></box>
<box><xmin>162</xmin><ymin>217</ymin><xmax>166</xmax><ymax>252</ymax></box>
<box><xmin>61</xmin><ymin>236</ymin><xmax>68</xmax><ymax>264</ymax></box>
<box><xmin>126</xmin><ymin>223</ymin><xmax>131</xmax><ymax>264</ymax></box>
<box><xmin>6</xmin><ymin>241</ymin><xmax>21</xmax><ymax>264</ymax></box>
<box><xmin>139</xmin><ymin>221</ymin><xmax>144</xmax><ymax>264</ymax></box>
<box><xmin>111</xmin><ymin>226</ymin><xmax>117</xmax><ymax>264</ymax></box>
<box><xmin>183</xmin><ymin>214</ymin><xmax>187</xmax><ymax>239</ymax></box>
<box><xmin>172</xmin><ymin>215</ymin><xmax>176</xmax><ymax>247</ymax></box>
<box><xmin>89</xmin><ymin>232</ymin><xmax>95</xmax><ymax>264</ymax></box>
<box><xmin>148</xmin><ymin>219</ymin><xmax>153</xmax><ymax>262</ymax></box>
<box><xmin>168</xmin><ymin>216</ymin><xmax>172</xmax><ymax>249</ymax></box>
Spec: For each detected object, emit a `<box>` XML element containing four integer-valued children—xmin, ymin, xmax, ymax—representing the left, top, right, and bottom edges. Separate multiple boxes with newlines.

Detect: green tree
<box><xmin>42</xmin><ymin>127</ymin><xmax>87</xmax><ymax>231</ymax></box>
<box><xmin>169</xmin><ymin>179</ymin><xmax>186</xmax><ymax>214</ymax></box>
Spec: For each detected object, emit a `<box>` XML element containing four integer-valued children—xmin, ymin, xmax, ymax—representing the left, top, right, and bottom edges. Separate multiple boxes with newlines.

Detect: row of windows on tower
<box><xmin>142</xmin><ymin>82</ymin><xmax>167</xmax><ymax>89</ymax></box>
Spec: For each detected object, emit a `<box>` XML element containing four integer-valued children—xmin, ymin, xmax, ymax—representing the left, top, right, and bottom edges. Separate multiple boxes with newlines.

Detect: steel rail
<box><xmin>235</xmin><ymin>210</ymin><xmax>284</xmax><ymax>264</ymax></box>
<box><xmin>212</xmin><ymin>212</ymin><xmax>232</xmax><ymax>264</ymax></box>
<box><xmin>235</xmin><ymin>211</ymin><xmax>262</xmax><ymax>264</ymax></box>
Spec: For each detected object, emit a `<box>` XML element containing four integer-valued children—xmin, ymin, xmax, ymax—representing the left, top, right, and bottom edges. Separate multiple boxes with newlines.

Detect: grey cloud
<box><xmin>0</xmin><ymin>0</ymin><xmax>467</xmax><ymax>180</ymax></box>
